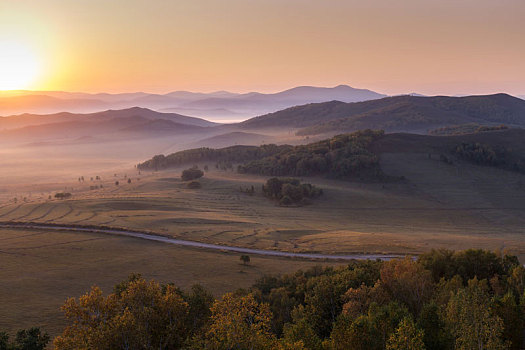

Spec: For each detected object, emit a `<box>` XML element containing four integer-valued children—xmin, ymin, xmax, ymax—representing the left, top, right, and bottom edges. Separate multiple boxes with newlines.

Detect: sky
<box><xmin>0</xmin><ymin>0</ymin><xmax>524</xmax><ymax>96</ymax></box>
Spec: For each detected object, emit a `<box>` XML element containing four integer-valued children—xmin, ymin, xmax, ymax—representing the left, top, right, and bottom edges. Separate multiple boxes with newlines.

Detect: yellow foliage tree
<box><xmin>386</xmin><ymin>317</ymin><xmax>426</xmax><ymax>350</ymax></box>
<box><xmin>203</xmin><ymin>293</ymin><xmax>276</xmax><ymax>350</ymax></box>
<box><xmin>54</xmin><ymin>278</ymin><xmax>189</xmax><ymax>350</ymax></box>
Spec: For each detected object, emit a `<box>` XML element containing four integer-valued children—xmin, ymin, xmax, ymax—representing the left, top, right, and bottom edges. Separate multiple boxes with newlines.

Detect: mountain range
<box><xmin>0</xmin><ymin>85</ymin><xmax>385</xmax><ymax>121</ymax></box>
<box><xmin>1</xmin><ymin>91</ymin><xmax>524</xmax><ymax>149</ymax></box>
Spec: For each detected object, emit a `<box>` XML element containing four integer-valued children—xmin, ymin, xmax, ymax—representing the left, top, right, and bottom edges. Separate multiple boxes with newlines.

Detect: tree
<box><xmin>14</xmin><ymin>328</ymin><xmax>50</xmax><ymax>350</ymax></box>
<box><xmin>54</xmin><ymin>278</ymin><xmax>189</xmax><ymax>350</ymax></box>
<box><xmin>0</xmin><ymin>328</ymin><xmax>49</xmax><ymax>350</ymax></box>
<box><xmin>240</xmin><ymin>255</ymin><xmax>251</xmax><ymax>265</ymax></box>
<box><xmin>0</xmin><ymin>332</ymin><xmax>8</xmax><ymax>350</ymax></box>
<box><xmin>493</xmin><ymin>291</ymin><xmax>524</xmax><ymax>350</ymax></box>
<box><xmin>328</xmin><ymin>314</ymin><xmax>372</xmax><ymax>350</ymax></box>
<box><xmin>416</xmin><ymin>302</ymin><xmax>452</xmax><ymax>350</ymax></box>
<box><xmin>367</xmin><ymin>302</ymin><xmax>411</xmax><ymax>350</ymax></box>
<box><xmin>386</xmin><ymin>317</ymin><xmax>426</xmax><ymax>350</ymax></box>
<box><xmin>184</xmin><ymin>284</ymin><xmax>215</xmax><ymax>336</ymax></box>
<box><xmin>282</xmin><ymin>319</ymin><xmax>323</xmax><ymax>350</ymax></box>
<box><xmin>380</xmin><ymin>257</ymin><xmax>434</xmax><ymax>315</ymax></box>
<box><xmin>202</xmin><ymin>293</ymin><xmax>276</xmax><ymax>349</ymax></box>
<box><xmin>181</xmin><ymin>167</ymin><xmax>204</xmax><ymax>181</ymax></box>
<box><xmin>446</xmin><ymin>278</ymin><xmax>507</xmax><ymax>350</ymax></box>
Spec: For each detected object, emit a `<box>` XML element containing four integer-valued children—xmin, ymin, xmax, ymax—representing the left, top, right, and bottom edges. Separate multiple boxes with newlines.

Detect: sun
<box><xmin>0</xmin><ymin>40</ymin><xmax>40</xmax><ymax>90</ymax></box>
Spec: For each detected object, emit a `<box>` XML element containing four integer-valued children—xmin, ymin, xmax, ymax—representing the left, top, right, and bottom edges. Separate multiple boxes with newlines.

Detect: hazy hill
<box><xmin>181</xmin><ymin>85</ymin><xmax>385</xmax><ymax>117</ymax></box>
<box><xmin>0</xmin><ymin>107</ymin><xmax>215</xmax><ymax>131</ymax></box>
<box><xmin>0</xmin><ymin>85</ymin><xmax>385</xmax><ymax>120</ymax></box>
<box><xmin>238</xmin><ymin>93</ymin><xmax>525</xmax><ymax>134</ymax></box>
<box><xmin>0</xmin><ymin>115</ymin><xmax>212</xmax><ymax>143</ymax></box>
<box><xmin>119</xmin><ymin>119</ymin><xmax>209</xmax><ymax>137</ymax></box>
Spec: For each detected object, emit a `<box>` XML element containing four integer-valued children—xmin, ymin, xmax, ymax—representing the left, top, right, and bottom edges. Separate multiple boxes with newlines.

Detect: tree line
<box><xmin>453</xmin><ymin>142</ymin><xmax>525</xmax><ymax>173</ymax></box>
<box><xmin>138</xmin><ymin>130</ymin><xmax>388</xmax><ymax>181</ymax></box>
<box><xmin>6</xmin><ymin>248</ymin><xmax>524</xmax><ymax>349</ymax></box>
<box><xmin>137</xmin><ymin>144</ymin><xmax>291</xmax><ymax>171</ymax></box>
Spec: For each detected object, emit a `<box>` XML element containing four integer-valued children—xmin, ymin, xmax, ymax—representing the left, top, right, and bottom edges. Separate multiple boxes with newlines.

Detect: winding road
<box><xmin>0</xmin><ymin>222</ymin><xmax>403</xmax><ymax>261</ymax></box>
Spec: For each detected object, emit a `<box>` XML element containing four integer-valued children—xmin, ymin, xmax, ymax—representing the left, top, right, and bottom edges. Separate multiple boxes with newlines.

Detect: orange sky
<box><xmin>1</xmin><ymin>0</ymin><xmax>524</xmax><ymax>95</ymax></box>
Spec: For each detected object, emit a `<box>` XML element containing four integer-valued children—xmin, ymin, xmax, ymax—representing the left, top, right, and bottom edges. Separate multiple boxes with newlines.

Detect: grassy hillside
<box><xmin>238</xmin><ymin>93</ymin><xmax>525</xmax><ymax>134</ymax></box>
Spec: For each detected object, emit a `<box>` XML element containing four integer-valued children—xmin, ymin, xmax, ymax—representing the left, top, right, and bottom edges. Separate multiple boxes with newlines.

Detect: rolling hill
<box><xmin>0</xmin><ymin>107</ymin><xmax>217</xmax><ymax>144</ymax></box>
<box><xmin>238</xmin><ymin>93</ymin><xmax>525</xmax><ymax>135</ymax></box>
<box><xmin>0</xmin><ymin>107</ymin><xmax>216</xmax><ymax>131</ymax></box>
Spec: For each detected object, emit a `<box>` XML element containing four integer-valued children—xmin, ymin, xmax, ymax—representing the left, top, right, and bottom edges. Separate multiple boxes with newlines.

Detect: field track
<box><xmin>0</xmin><ymin>221</ymin><xmax>402</xmax><ymax>261</ymax></box>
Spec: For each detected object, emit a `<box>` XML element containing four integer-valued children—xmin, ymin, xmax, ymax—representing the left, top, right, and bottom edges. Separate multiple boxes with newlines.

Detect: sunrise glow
<box><xmin>0</xmin><ymin>40</ymin><xmax>40</xmax><ymax>90</ymax></box>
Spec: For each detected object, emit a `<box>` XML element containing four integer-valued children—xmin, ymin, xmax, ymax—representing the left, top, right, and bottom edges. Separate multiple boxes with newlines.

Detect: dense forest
<box><xmin>139</xmin><ymin>130</ymin><xmax>387</xmax><ymax>180</ymax></box>
<box><xmin>7</xmin><ymin>249</ymin><xmax>524</xmax><ymax>349</ymax></box>
<box><xmin>237</xmin><ymin>130</ymin><xmax>385</xmax><ymax>179</ymax></box>
<box><xmin>453</xmin><ymin>142</ymin><xmax>525</xmax><ymax>173</ymax></box>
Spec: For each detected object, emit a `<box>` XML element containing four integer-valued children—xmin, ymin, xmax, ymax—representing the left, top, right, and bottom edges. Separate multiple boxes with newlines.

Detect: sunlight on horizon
<box><xmin>0</xmin><ymin>39</ymin><xmax>41</xmax><ymax>91</ymax></box>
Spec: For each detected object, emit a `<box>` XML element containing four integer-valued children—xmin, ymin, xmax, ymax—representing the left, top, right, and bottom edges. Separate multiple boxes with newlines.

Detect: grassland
<box><xmin>0</xmin><ymin>227</ymin><xmax>341</xmax><ymax>338</ymax></box>
<box><xmin>1</xmin><ymin>156</ymin><xmax>524</xmax><ymax>259</ymax></box>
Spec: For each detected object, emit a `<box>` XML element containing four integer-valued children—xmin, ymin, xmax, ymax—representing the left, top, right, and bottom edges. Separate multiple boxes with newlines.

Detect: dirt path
<box><xmin>0</xmin><ymin>222</ymin><xmax>403</xmax><ymax>261</ymax></box>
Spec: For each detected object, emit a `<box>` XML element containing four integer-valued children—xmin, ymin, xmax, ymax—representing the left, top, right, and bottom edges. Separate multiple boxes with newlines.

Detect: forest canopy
<box><xmin>10</xmin><ymin>248</ymin><xmax>523</xmax><ymax>349</ymax></box>
<box><xmin>138</xmin><ymin>130</ymin><xmax>387</xmax><ymax>180</ymax></box>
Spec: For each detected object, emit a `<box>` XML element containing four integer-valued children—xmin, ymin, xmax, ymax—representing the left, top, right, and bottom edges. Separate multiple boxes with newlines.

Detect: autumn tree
<box><xmin>380</xmin><ymin>257</ymin><xmax>434</xmax><ymax>315</ymax></box>
<box><xmin>202</xmin><ymin>293</ymin><xmax>276</xmax><ymax>349</ymax></box>
<box><xmin>328</xmin><ymin>315</ymin><xmax>372</xmax><ymax>350</ymax></box>
<box><xmin>54</xmin><ymin>278</ymin><xmax>189</xmax><ymax>350</ymax></box>
<box><xmin>282</xmin><ymin>318</ymin><xmax>322</xmax><ymax>350</ymax></box>
<box><xmin>386</xmin><ymin>317</ymin><xmax>426</xmax><ymax>350</ymax></box>
<box><xmin>446</xmin><ymin>278</ymin><xmax>507</xmax><ymax>350</ymax></box>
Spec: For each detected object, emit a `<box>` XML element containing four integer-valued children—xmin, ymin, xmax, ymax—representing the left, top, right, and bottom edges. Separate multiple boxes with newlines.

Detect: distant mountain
<box><xmin>0</xmin><ymin>114</ymin><xmax>212</xmax><ymax>143</ymax></box>
<box><xmin>0</xmin><ymin>107</ymin><xmax>216</xmax><ymax>130</ymax></box>
<box><xmin>0</xmin><ymin>85</ymin><xmax>385</xmax><ymax>120</ymax></box>
<box><xmin>238</xmin><ymin>93</ymin><xmax>525</xmax><ymax>135</ymax></box>
<box><xmin>180</xmin><ymin>85</ymin><xmax>386</xmax><ymax>117</ymax></box>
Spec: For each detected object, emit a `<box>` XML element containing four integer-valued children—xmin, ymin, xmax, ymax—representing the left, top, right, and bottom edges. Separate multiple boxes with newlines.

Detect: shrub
<box><xmin>54</xmin><ymin>192</ymin><xmax>72</xmax><ymax>199</ymax></box>
<box><xmin>181</xmin><ymin>167</ymin><xmax>204</xmax><ymax>181</ymax></box>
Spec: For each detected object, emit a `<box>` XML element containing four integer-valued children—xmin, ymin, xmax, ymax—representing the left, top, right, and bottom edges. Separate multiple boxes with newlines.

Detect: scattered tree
<box><xmin>240</xmin><ymin>255</ymin><xmax>251</xmax><ymax>265</ymax></box>
<box><xmin>181</xmin><ymin>167</ymin><xmax>204</xmax><ymax>181</ymax></box>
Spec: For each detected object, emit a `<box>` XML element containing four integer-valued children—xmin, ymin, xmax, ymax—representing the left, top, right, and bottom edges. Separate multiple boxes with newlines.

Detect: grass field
<box><xmin>0</xmin><ymin>227</ymin><xmax>340</xmax><ymax>338</ymax></box>
<box><xmin>1</xmin><ymin>157</ymin><xmax>523</xmax><ymax>258</ymax></box>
